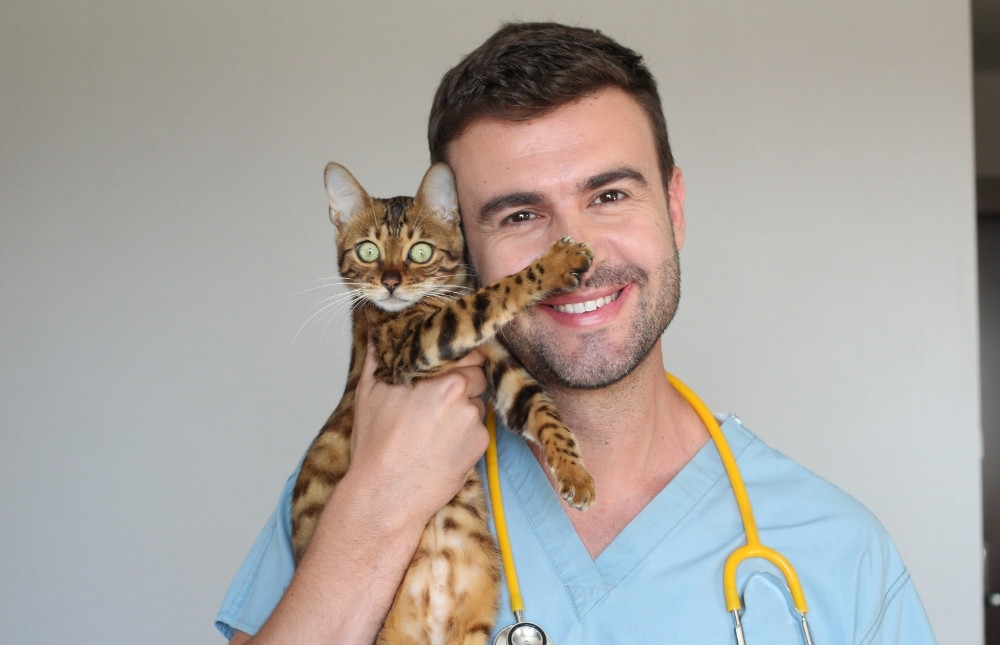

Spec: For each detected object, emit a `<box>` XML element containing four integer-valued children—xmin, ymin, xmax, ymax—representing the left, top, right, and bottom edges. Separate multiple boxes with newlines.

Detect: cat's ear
<box><xmin>414</xmin><ymin>163</ymin><xmax>460</xmax><ymax>225</ymax></box>
<box><xmin>324</xmin><ymin>162</ymin><xmax>373</xmax><ymax>232</ymax></box>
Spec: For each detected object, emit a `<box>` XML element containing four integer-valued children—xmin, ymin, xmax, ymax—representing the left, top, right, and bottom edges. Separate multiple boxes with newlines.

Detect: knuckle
<box><xmin>439</xmin><ymin>373</ymin><xmax>467</xmax><ymax>398</ymax></box>
<box><xmin>469</xmin><ymin>423</ymin><xmax>490</xmax><ymax>453</ymax></box>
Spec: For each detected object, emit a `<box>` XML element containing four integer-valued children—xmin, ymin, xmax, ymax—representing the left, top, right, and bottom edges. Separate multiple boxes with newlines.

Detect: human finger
<box><xmin>451</xmin><ymin>348</ymin><xmax>486</xmax><ymax>369</ymax></box>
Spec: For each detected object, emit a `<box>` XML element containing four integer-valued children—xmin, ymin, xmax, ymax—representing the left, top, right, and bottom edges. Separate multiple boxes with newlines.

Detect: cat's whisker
<box><xmin>425</xmin><ymin>284</ymin><xmax>474</xmax><ymax>297</ymax></box>
<box><xmin>289</xmin><ymin>282</ymin><xmax>360</xmax><ymax>298</ymax></box>
<box><xmin>293</xmin><ymin>291</ymin><xmax>363</xmax><ymax>342</ymax></box>
<box><xmin>422</xmin><ymin>296</ymin><xmax>456</xmax><ymax>308</ymax></box>
<box><xmin>410</xmin><ymin>209</ymin><xmax>427</xmax><ymax>233</ymax></box>
<box><xmin>289</xmin><ymin>275</ymin><xmax>370</xmax><ymax>298</ymax></box>
<box><xmin>320</xmin><ymin>298</ymin><xmax>365</xmax><ymax>340</ymax></box>
<box><xmin>313</xmin><ymin>274</ymin><xmax>349</xmax><ymax>284</ymax></box>
<box><xmin>427</xmin><ymin>274</ymin><xmax>475</xmax><ymax>287</ymax></box>
<box><xmin>447</xmin><ymin>274</ymin><xmax>479</xmax><ymax>287</ymax></box>
<box><xmin>303</xmin><ymin>290</ymin><xmax>360</xmax><ymax>314</ymax></box>
<box><xmin>425</xmin><ymin>291</ymin><xmax>472</xmax><ymax>302</ymax></box>
<box><xmin>413</xmin><ymin>287</ymin><xmax>465</xmax><ymax>301</ymax></box>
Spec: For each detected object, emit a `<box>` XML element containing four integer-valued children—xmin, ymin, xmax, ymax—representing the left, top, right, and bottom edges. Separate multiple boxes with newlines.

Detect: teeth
<box><xmin>552</xmin><ymin>291</ymin><xmax>619</xmax><ymax>314</ymax></box>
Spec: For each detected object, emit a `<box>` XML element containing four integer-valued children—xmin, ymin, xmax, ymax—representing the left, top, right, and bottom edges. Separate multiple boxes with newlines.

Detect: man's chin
<box><xmin>504</xmin><ymin>333</ymin><xmax>651</xmax><ymax>391</ymax></box>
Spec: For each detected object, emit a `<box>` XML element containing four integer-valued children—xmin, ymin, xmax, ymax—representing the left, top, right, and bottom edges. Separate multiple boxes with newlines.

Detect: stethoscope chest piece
<box><xmin>493</xmin><ymin>621</ymin><xmax>550</xmax><ymax>645</ymax></box>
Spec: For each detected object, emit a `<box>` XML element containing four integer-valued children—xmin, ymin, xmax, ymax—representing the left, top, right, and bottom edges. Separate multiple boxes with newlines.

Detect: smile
<box><xmin>550</xmin><ymin>290</ymin><xmax>620</xmax><ymax>314</ymax></box>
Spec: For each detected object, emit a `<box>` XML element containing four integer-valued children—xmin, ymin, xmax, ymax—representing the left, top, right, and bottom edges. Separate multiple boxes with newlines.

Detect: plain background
<box><xmin>1</xmin><ymin>1</ymin><xmax>981</xmax><ymax>643</ymax></box>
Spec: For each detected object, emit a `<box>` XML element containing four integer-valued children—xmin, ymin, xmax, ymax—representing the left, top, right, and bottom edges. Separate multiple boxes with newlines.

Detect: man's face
<box><xmin>446</xmin><ymin>88</ymin><xmax>686</xmax><ymax>390</ymax></box>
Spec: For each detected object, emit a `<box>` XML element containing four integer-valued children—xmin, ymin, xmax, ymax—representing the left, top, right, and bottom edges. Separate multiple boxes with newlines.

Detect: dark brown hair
<box><xmin>428</xmin><ymin>22</ymin><xmax>674</xmax><ymax>187</ymax></box>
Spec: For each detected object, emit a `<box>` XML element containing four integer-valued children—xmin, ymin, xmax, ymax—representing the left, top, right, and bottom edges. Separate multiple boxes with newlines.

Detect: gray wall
<box><xmin>0</xmin><ymin>2</ymin><xmax>979</xmax><ymax>643</ymax></box>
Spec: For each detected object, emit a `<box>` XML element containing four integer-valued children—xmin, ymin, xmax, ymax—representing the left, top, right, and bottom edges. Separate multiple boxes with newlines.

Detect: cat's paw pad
<box><xmin>555</xmin><ymin>463</ymin><xmax>596</xmax><ymax>510</ymax></box>
<box><xmin>537</xmin><ymin>238</ymin><xmax>593</xmax><ymax>291</ymax></box>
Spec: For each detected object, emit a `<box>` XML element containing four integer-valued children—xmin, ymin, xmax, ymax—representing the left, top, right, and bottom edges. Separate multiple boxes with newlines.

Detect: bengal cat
<box><xmin>291</xmin><ymin>162</ymin><xmax>595</xmax><ymax>645</ymax></box>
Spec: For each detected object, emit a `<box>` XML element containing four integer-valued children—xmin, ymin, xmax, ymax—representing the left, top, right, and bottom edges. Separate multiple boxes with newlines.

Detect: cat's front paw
<box><xmin>554</xmin><ymin>461</ymin><xmax>596</xmax><ymax>510</ymax></box>
<box><xmin>536</xmin><ymin>237</ymin><xmax>593</xmax><ymax>292</ymax></box>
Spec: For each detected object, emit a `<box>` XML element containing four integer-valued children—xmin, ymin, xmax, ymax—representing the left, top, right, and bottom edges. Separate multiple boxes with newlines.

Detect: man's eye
<box><xmin>594</xmin><ymin>190</ymin><xmax>625</xmax><ymax>204</ymax></box>
<box><xmin>503</xmin><ymin>211</ymin><xmax>535</xmax><ymax>225</ymax></box>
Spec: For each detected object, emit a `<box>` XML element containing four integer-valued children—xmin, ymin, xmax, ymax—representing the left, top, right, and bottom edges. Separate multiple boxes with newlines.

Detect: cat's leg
<box><xmin>442</xmin><ymin>471</ymin><xmax>499</xmax><ymax>645</ymax></box>
<box><xmin>376</xmin><ymin>237</ymin><xmax>592</xmax><ymax>384</ymax></box>
<box><xmin>457</xmin><ymin>631</ymin><xmax>493</xmax><ymax>645</ymax></box>
<box><xmin>453</xmin><ymin>236</ymin><xmax>593</xmax><ymax>342</ymax></box>
<box><xmin>290</xmin><ymin>402</ymin><xmax>353</xmax><ymax>562</ymax></box>
<box><xmin>291</xmin><ymin>313</ymin><xmax>370</xmax><ymax>561</ymax></box>
<box><xmin>481</xmin><ymin>342</ymin><xmax>595</xmax><ymax>510</ymax></box>
<box><xmin>377</xmin><ymin>472</ymin><xmax>499</xmax><ymax>645</ymax></box>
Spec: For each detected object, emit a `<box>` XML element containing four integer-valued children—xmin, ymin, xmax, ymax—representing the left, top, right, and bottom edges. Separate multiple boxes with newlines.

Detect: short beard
<box><xmin>501</xmin><ymin>254</ymin><xmax>681</xmax><ymax>390</ymax></box>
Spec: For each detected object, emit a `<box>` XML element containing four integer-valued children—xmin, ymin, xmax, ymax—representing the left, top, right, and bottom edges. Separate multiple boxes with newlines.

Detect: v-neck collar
<box><xmin>493</xmin><ymin>416</ymin><xmax>754</xmax><ymax>618</ymax></box>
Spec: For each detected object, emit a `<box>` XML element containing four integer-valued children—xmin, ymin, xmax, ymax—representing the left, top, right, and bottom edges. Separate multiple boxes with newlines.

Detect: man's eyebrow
<box><xmin>581</xmin><ymin>166</ymin><xmax>649</xmax><ymax>192</ymax></box>
<box><xmin>479</xmin><ymin>191</ymin><xmax>545</xmax><ymax>221</ymax></box>
<box><xmin>476</xmin><ymin>167</ymin><xmax>648</xmax><ymax>221</ymax></box>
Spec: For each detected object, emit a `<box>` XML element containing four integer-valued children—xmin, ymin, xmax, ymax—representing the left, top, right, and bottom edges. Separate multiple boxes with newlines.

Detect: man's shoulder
<box><xmin>724</xmin><ymin>417</ymin><xmax>935</xmax><ymax>642</ymax></box>
<box><xmin>729</xmin><ymin>416</ymin><xmax>891</xmax><ymax>542</ymax></box>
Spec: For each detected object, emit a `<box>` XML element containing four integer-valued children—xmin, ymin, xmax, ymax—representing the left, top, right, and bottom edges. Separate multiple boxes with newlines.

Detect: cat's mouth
<box><xmin>374</xmin><ymin>295</ymin><xmax>416</xmax><ymax>312</ymax></box>
<box><xmin>549</xmin><ymin>290</ymin><xmax>620</xmax><ymax>314</ymax></box>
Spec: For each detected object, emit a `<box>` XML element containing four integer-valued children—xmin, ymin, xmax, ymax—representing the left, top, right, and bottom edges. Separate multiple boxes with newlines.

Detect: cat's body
<box><xmin>291</xmin><ymin>162</ymin><xmax>595</xmax><ymax>645</ymax></box>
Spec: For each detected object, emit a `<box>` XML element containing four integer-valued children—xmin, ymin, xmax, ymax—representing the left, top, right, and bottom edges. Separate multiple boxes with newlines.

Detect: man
<box><xmin>217</xmin><ymin>22</ymin><xmax>936</xmax><ymax>644</ymax></box>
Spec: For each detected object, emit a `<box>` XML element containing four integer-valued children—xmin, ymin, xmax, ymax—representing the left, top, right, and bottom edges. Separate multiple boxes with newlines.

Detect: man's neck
<box><xmin>535</xmin><ymin>348</ymin><xmax>710</xmax><ymax>557</ymax></box>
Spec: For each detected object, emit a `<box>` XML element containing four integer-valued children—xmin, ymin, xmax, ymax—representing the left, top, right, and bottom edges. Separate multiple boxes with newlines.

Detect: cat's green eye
<box><xmin>408</xmin><ymin>242</ymin><xmax>434</xmax><ymax>264</ymax></box>
<box><xmin>356</xmin><ymin>241</ymin><xmax>380</xmax><ymax>263</ymax></box>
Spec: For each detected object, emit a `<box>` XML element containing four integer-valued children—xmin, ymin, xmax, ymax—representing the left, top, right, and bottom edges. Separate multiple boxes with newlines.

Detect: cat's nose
<box><xmin>382</xmin><ymin>274</ymin><xmax>401</xmax><ymax>294</ymax></box>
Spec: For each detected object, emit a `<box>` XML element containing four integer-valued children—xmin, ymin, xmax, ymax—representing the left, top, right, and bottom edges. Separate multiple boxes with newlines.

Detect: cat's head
<box><xmin>324</xmin><ymin>162</ymin><xmax>467</xmax><ymax>312</ymax></box>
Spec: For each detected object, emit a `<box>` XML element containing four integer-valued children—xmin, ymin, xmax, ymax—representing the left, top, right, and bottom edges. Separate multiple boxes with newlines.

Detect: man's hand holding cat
<box><xmin>347</xmin><ymin>341</ymin><xmax>489</xmax><ymax>522</ymax></box>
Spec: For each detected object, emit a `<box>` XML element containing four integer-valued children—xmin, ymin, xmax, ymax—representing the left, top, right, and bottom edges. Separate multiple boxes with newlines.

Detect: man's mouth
<box><xmin>550</xmin><ymin>290</ymin><xmax>621</xmax><ymax>314</ymax></box>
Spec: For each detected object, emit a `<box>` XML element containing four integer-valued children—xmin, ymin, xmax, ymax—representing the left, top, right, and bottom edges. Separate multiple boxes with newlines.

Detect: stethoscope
<box><xmin>484</xmin><ymin>373</ymin><xmax>816</xmax><ymax>645</ymax></box>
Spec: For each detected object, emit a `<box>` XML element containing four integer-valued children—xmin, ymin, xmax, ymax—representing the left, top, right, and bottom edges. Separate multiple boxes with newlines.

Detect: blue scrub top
<box><xmin>216</xmin><ymin>416</ymin><xmax>937</xmax><ymax>644</ymax></box>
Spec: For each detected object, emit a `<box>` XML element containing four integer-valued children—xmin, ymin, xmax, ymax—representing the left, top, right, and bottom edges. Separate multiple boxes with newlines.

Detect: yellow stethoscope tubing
<box><xmin>485</xmin><ymin>406</ymin><xmax>525</xmax><ymax>619</ymax></box>
<box><xmin>664</xmin><ymin>373</ymin><xmax>808</xmax><ymax>616</ymax></box>
<box><xmin>485</xmin><ymin>373</ymin><xmax>810</xmax><ymax>625</ymax></box>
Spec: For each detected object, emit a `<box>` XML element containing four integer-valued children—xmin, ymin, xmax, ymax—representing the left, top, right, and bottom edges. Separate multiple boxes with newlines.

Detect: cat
<box><xmin>291</xmin><ymin>161</ymin><xmax>595</xmax><ymax>645</ymax></box>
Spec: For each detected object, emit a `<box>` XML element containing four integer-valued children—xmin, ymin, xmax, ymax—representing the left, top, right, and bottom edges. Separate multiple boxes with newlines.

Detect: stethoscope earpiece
<box><xmin>493</xmin><ymin>621</ymin><xmax>549</xmax><ymax>645</ymax></box>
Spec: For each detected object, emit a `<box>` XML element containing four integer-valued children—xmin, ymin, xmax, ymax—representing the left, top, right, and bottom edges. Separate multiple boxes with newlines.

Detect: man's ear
<box><xmin>666</xmin><ymin>166</ymin><xmax>686</xmax><ymax>250</ymax></box>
